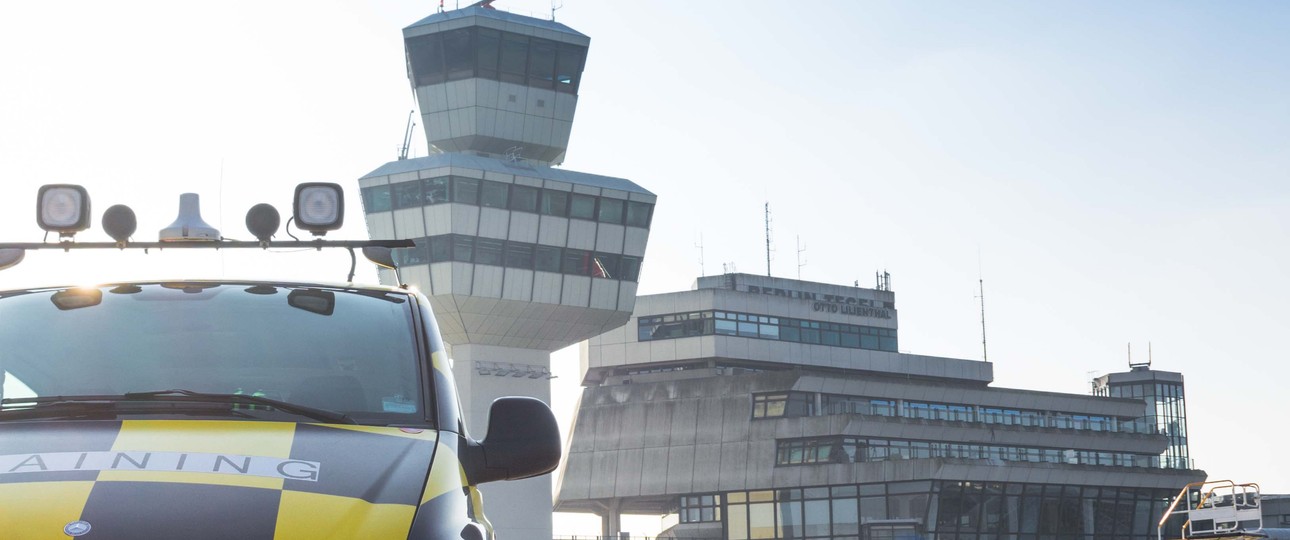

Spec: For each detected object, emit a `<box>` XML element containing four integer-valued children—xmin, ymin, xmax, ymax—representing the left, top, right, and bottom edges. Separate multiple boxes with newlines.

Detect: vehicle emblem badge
<box><xmin>64</xmin><ymin>520</ymin><xmax>92</xmax><ymax>537</ymax></box>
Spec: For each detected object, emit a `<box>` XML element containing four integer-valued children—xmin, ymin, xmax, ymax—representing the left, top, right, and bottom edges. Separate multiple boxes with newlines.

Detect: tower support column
<box><xmin>447</xmin><ymin>343</ymin><xmax>554</xmax><ymax>540</ymax></box>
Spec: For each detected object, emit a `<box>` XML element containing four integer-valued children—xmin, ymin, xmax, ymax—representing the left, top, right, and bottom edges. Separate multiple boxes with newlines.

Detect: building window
<box><xmin>509</xmin><ymin>184</ymin><xmax>539</xmax><ymax>213</ymax></box>
<box><xmin>479</xmin><ymin>180</ymin><xmax>509</xmax><ymax>208</ymax></box>
<box><xmin>360</xmin><ymin>185</ymin><xmax>392</xmax><ymax>213</ymax></box>
<box><xmin>539</xmin><ymin>190</ymin><xmax>569</xmax><ymax>217</ymax></box>
<box><xmin>388</xmin><ymin>234</ymin><xmax>643</xmax><ymax>283</ymax></box>
<box><xmin>679</xmin><ymin>494</ymin><xmax>722</xmax><ymax>523</ymax></box>
<box><xmin>753</xmin><ymin>392</ymin><xmax>813</xmax><ymax>419</ymax></box>
<box><xmin>639</xmin><ymin>309</ymin><xmax>896</xmax><ymax>353</ymax></box>
<box><xmin>774</xmin><ymin>436</ymin><xmax>1158</xmax><ymax>470</ymax></box>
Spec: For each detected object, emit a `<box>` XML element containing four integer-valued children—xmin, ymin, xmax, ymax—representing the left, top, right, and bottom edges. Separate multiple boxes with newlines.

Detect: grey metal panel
<box><xmin>536</xmin><ymin>215</ymin><xmax>568</xmax><ymax>246</ymax></box>
<box><xmin>591</xmin><ymin>404</ymin><xmax>623</xmax><ymax>452</ymax></box>
<box><xmin>639</xmin><ymin>447</ymin><xmax>670</xmax><ymax>496</ymax></box>
<box><xmin>556</xmin><ymin>448</ymin><xmax>592</xmax><ymax>501</ymax></box>
<box><xmin>392</xmin><ymin>207</ymin><xmax>426</xmax><ymax>238</ymax></box>
<box><xmin>508</xmin><ymin>211</ymin><xmax>538</xmax><ymax>243</ymax></box>
<box><xmin>531</xmin><ymin>271</ymin><xmax>562</xmax><ymax>304</ymax></box>
<box><xmin>561</xmin><ymin>275</ymin><xmax>591</xmax><ymax>306</ymax></box>
<box><xmin>450</xmin><ymin>263</ymin><xmax>473</xmax><ymax>295</ymax></box>
<box><xmin>665</xmin><ymin>445</ymin><xmax>695</xmax><ymax>494</ymax></box>
<box><xmin>623</xmin><ymin>227</ymin><xmax>649</xmax><ymax>258</ymax></box>
<box><xmin>717</xmin><ymin>442</ymin><xmax>750</xmax><ymax>492</ymax></box>
<box><xmin>691</xmin><ymin>444</ymin><xmax>723</xmax><ymax>493</ymax></box>
<box><xmin>423</xmin><ymin>204</ymin><xmax>452</xmax><ymax>236</ymax></box>
<box><xmin>595</xmin><ymin>223</ymin><xmax>625</xmax><ymax>254</ymax></box>
<box><xmin>744</xmin><ymin>440</ymin><xmax>777</xmax><ymax>487</ymax></box>
<box><xmin>566</xmin><ymin>219</ymin><xmax>597</xmax><ymax>250</ymax></box>
<box><xmin>472</xmin><ymin>264</ymin><xmax>503</xmax><ymax>299</ymax></box>
<box><xmin>613</xmin><ymin>448</ymin><xmax>644</xmax><ymax>498</ymax></box>
<box><xmin>589</xmin><ymin>278</ymin><xmax>618</xmax><ymax>311</ymax></box>
<box><xmin>568</xmin><ymin>398</ymin><xmax>598</xmax><ymax>453</ymax></box>
<box><xmin>670</xmin><ymin>397</ymin><xmax>701</xmax><ymax>447</ymax></box>
<box><xmin>477</xmin><ymin>207</ymin><xmax>510</xmax><ymax>239</ymax></box>
<box><xmin>617</xmin><ymin>400</ymin><xmax>647</xmax><ymax>450</ymax></box>
<box><xmin>692</xmin><ymin>396</ymin><xmax>723</xmax><ymax>445</ymax></box>
<box><xmin>588</xmin><ymin>451</ymin><xmax>619</xmax><ymax>499</ymax></box>
<box><xmin>641</xmin><ymin>400</ymin><xmax>676</xmax><ymax>448</ymax></box>
<box><xmin>501</xmin><ymin>268</ymin><xmax>533</xmax><ymax>302</ymax></box>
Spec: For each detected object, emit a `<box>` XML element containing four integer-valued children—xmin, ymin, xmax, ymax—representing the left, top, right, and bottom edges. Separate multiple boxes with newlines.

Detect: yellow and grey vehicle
<box><xmin>0</xmin><ymin>184</ymin><xmax>561</xmax><ymax>539</ymax></box>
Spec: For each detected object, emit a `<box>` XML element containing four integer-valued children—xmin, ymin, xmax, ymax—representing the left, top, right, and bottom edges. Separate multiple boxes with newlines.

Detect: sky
<box><xmin>2</xmin><ymin>0</ymin><xmax>1289</xmax><ymax>535</ymax></box>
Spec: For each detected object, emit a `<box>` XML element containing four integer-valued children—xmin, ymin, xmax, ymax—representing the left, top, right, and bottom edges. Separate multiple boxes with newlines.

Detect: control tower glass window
<box><xmin>407</xmin><ymin>28</ymin><xmax>586</xmax><ymax>94</ymax></box>
<box><xmin>556</xmin><ymin>43</ymin><xmax>585</xmax><ymax>93</ymax></box>
<box><xmin>528</xmin><ymin>39</ymin><xmax>558</xmax><ymax>89</ymax></box>
<box><xmin>476</xmin><ymin>28</ymin><xmax>501</xmax><ymax>80</ymax></box>
<box><xmin>499</xmin><ymin>33</ymin><xmax>528</xmax><ymax>85</ymax></box>
<box><xmin>407</xmin><ymin>34</ymin><xmax>445</xmax><ymax>86</ymax></box>
<box><xmin>540</xmin><ymin>190</ymin><xmax>568</xmax><ymax>217</ymax></box>
<box><xmin>442</xmin><ymin>28</ymin><xmax>473</xmax><ymax>81</ymax></box>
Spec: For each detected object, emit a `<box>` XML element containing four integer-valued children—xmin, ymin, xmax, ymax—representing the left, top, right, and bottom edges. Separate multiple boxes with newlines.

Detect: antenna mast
<box><xmin>764</xmin><ymin>202</ymin><xmax>774</xmax><ymax>277</ymax></box>
<box><xmin>695</xmin><ymin>232</ymin><xmax>706</xmax><ymax>277</ymax></box>
<box><xmin>398</xmin><ymin>110</ymin><xmax>416</xmax><ymax>161</ymax></box>
<box><xmin>796</xmin><ymin>236</ymin><xmax>807</xmax><ymax>280</ymax></box>
<box><xmin>977</xmin><ymin>277</ymin><xmax>988</xmax><ymax>362</ymax></box>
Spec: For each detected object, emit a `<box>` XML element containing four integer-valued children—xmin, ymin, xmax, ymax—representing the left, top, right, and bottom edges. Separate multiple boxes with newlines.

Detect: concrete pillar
<box><xmin>600</xmin><ymin>498</ymin><xmax>622</xmax><ymax>539</ymax></box>
<box><xmin>448</xmin><ymin>344</ymin><xmax>554</xmax><ymax>540</ymax></box>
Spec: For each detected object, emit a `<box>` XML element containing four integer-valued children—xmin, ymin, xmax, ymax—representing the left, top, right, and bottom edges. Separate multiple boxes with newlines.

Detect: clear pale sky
<box><xmin>2</xmin><ymin>1</ymin><xmax>1288</xmax><ymax>535</ymax></box>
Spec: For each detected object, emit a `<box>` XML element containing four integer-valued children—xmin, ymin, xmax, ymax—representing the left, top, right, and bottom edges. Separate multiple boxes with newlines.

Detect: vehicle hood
<box><xmin>0</xmin><ymin>419</ymin><xmax>452</xmax><ymax>539</ymax></box>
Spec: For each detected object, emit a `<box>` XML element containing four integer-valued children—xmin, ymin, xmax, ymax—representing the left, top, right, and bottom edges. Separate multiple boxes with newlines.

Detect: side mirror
<box><xmin>464</xmin><ymin>397</ymin><xmax>561</xmax><ymax>484</ymax></box>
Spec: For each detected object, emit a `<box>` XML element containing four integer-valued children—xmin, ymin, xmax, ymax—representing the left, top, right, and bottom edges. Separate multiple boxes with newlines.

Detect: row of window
<box><xmin>775</xmin><ymin>437</ymin><xmax>1161</xmax><ymax>469</ymax></box>
<box><xmin>638</xmin><ymin>310</ymin><xmax>899</xmax><ymax>352</ymax></box>
<box><xmin>406</xmin><ymin>26</ymin><xmax>587</xmax><ymax>92</ymax></box>
<box><xmin>751</xmin><ymin>391</ymin><xmax>1158</xmax><ymax>436</ymax></box>
<box><xmin>719</xmin><ymin>481</ymin><xmax>1179</xmax><ymax>540</ymax></box>
<box><xmin>393</xmin><ymin>234</ymin><xmax>642</xmax><ymax>282</ymax></box>
<box><xmin>361</xmin><ymin>176</ymin><xmax>653</xmax><ymax>228</ymax></box>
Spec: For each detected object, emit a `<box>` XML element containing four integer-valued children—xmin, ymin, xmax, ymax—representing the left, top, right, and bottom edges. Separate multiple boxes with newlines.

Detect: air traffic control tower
<box><xmin>358</xmin><ymin>3</ymin><xmax>655</xmax><ymax>537</ymax></box>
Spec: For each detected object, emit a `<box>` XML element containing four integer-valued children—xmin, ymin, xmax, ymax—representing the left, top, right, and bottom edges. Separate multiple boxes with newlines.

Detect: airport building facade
<box><xmin>556</xmin><ymin>273</ymin><xmax>1205</xmax><ymax>539</ymax></box>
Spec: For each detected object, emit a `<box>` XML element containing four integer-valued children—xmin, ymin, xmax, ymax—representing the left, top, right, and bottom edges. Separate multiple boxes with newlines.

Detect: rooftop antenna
<box><xmin>398</xmin><ymin>110</ymin><xmax>416</xmax><ymax>161</ymax></box>
<box><xmin>764</xmin><ymin>202</ymin><xmax>774</xmax><ymax>277</ymax></box>
<box><xmin>1127</xmin><ymin>342</ymin><xmax>1152</xmax><ymax>369</ymax></box>
<box><xmin>1124</xmin><ymin>342</ymin><xmax>1155</xmax><ymax>371</ymax></box>
<box><xmin>695</xmin><ymin>232</ymin><xmax>706</xmax><ymax>276</ymax></box>
<box><xmin>550</xmin><ymin>0</ymin><xmax>563</xmax><ymax>21</ymax></box>
<box><xmin>975</xmin><ymin>251</ymin><xmax>988</xmax><ymax>363</ymax></box>
<box><xmin>875</xmin><ymin>270</ymin><xmax>891</xmax><ymax>291</ymax></box>
<box><xmin>796</xmin><ymin>236</ymin><xmax>807</xmax><ymax>280</ymax></box>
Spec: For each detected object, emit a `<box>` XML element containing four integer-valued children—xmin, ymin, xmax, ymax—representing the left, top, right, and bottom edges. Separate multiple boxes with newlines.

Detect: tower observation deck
<box><xmin>359</xmin><ymin>2</ymin><xmax>655</xmax><ymax>538</ymax></box>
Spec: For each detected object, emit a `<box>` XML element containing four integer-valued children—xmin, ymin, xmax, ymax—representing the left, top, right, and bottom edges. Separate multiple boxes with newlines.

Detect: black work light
<box><xmin>293</xmin><ymin>183</ymin><xmax>344</xmax><ymax>236</ymax></box>
<box><xmin>37</xmin><ymin>184</ymin><xmax>91</xmax><ymax>236</ymax></box>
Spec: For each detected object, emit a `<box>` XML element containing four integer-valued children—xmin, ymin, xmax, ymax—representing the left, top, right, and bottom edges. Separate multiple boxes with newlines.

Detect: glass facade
<box><xmin>752</xmin><ymin>391</ymin><xmax>1157</xmax><ymax>437</ymax></box>
<box><xmin>718</xmin><ymin>481</ymin><xmax>1179</xmax><ymax>540</ymax></box>
<box><xmin>1095</xmin><ymin>376</ymin><xmax>1190</xmax><ymax>469</ymax></box>
<box><xmin>638</xmin><ymin>310</ymin><xmax>898</xmax><ymax>352</ymax></box>
<box><xmin>361</xmin><ymin>176</ymin><xmax>653</xmax><ymax>228</ymax></box>
<box><xmin>775</xmin><ymin>436</ymin><xmax>1160</xmax><ymax>469</ymax></box>
<box><xmin>406</xmin><ymin>26</ymin><xmax>587</xmax><ymax>93</ymax></box>
<box><xmin>358</xmin><ymin>177</ymin><xmax>650</xmax><ymax>228</ymax></box>
<box><xmin>389</xmin><ymin>234</ymin><xmax>641</xmax><ymax>282</ymax></box>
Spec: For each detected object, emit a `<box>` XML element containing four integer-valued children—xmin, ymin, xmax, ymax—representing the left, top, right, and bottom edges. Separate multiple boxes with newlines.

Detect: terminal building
<box><xmin>358</xmin><ymin>3</ymin><xmax>654</xmax><ymax>537</ymax></box>
<box><xmin>555</xmin><ymin>273</ymin><xmax>1205</xmax><ymax>539</ymax></box>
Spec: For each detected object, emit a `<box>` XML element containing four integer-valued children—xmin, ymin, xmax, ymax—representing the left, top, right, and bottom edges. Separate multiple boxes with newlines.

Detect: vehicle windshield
<box><xmin>0</xmin><ymin>283</ymin><xmax>426</xmax><ymax>424</ymax></box>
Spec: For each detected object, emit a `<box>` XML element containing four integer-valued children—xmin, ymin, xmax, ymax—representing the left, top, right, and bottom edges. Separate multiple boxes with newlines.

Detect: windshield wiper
<box><xmin>124</xmin><ymin>389</ymin><xmax>356</xmax><ymax>424</ymax></box>
<box><xmin>1</xmin><ymin>390</ymin><xmax>355</xmax><ymax>425</ymax></box>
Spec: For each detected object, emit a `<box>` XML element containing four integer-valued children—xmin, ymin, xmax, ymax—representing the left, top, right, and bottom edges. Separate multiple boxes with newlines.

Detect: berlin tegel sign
<box><xmin>745</xmin><ymin>286</ymin><xmax>894</xmax><ymax>320</ymax></box>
